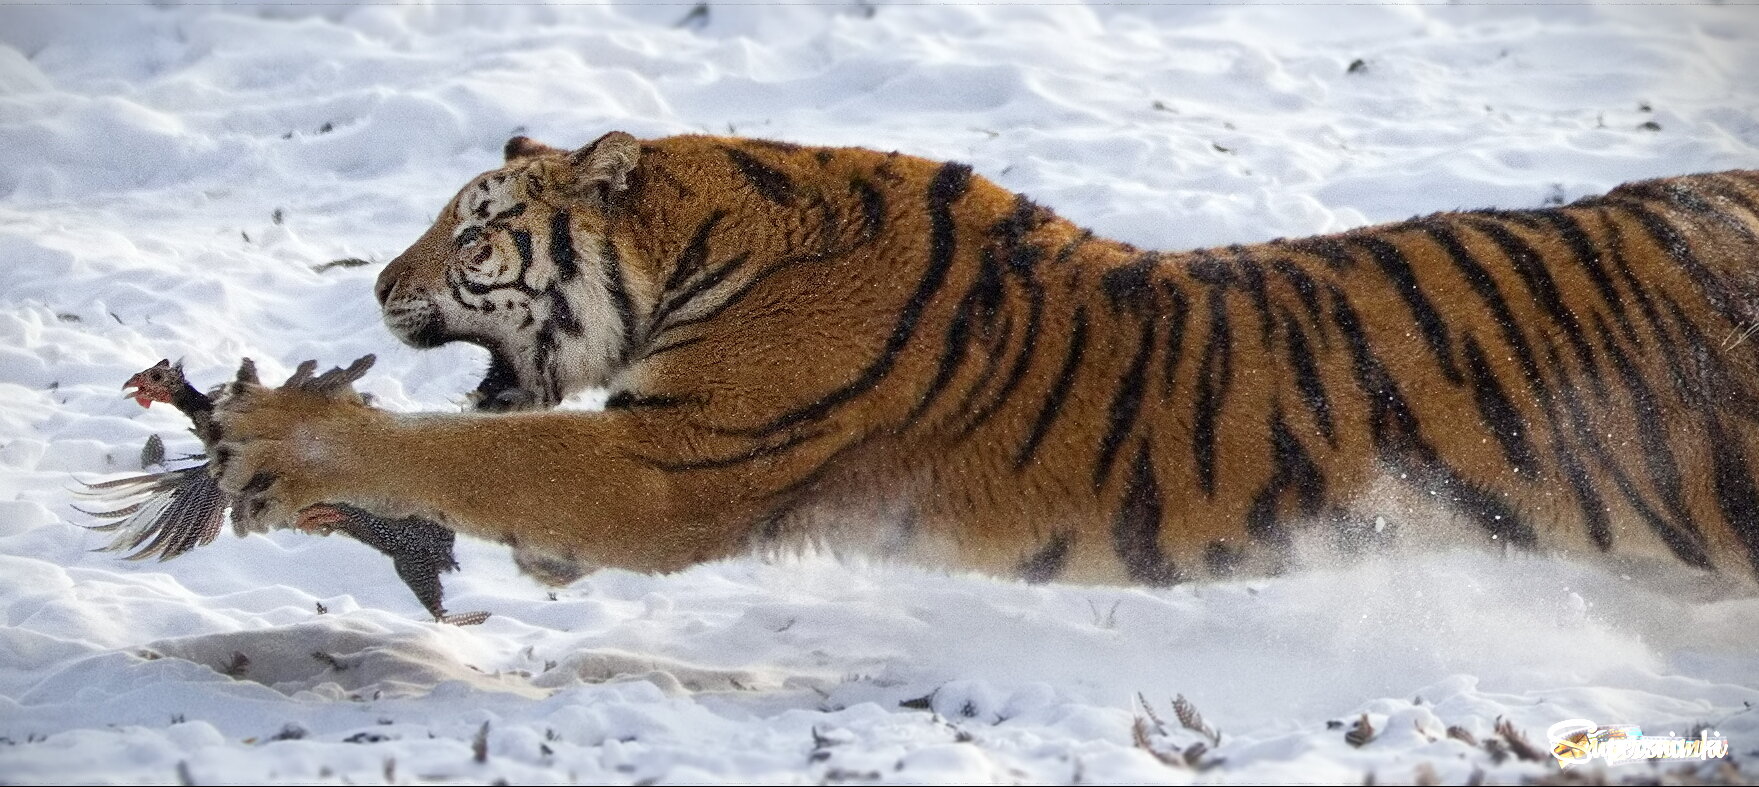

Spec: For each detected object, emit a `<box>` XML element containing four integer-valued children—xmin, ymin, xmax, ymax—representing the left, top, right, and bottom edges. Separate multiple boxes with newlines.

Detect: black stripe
<box><xmin>1203</xmin><ymin>541</ymin><xmax>1243</xmax><ymax>577</ymax></box>
<box><xmin>604</xmin><ymin>392</ymin><xmax>697</xmax><ymax>410</ymax></box>
<box><xmin>1157</xmin><ymin>281</ymin><xmax>1192</xmax><ymax>400</ymax></box>
<box><xmin>1547</xmin><ymin>342</ymin><xmax>1708</xmax><ymax>564</ymax></box>
<box><xmin>1587</xmin><ymin>444</ymin><xmax>1713</xmax><ymax>567</ymax></box>
<box><xmin>757</xmin><ymin>425</ymin><xmax>886</xmax><ymax>509</ymax></box>
<box><xmin>645</xmin><ymin>335</ymin><xmax>707</xmax><ymax>358</ymax></box>
<box><xmin>1093</xmin><ymin>310</ymin><xmax>1159</xmax><ymax>490</ymax></box>
<box><xmin>748</xmin><ymin>162</ymin><xmax>971</xmax><ymax>437</ymax></box>
<box><xmin>1193</xmin><ymin>287</ymin><xmax>1233</xmax><ymax>497</ymax></box>
<box><xmin>1245</xmin><ymin>413</ymin><xmax>1325</xmax><ymax>548</ymax></box>
<box><xmin>454</xmin><ymin>225</ymin><xmax>482</xmax><ymax>248</ymax></box>
<box><xmin>952</xmin><ymin>296</ymin><xmax>1013</xmax><ymax>419</ymax></box>
<box><xmin>651</xmin><ymin>256</ymin><xmax>804</xmax><ymax>339</ymax></box>
<box><xmin>1327</xmin><ymin>283</ymin><xmax>1424</xmax><ymax>452</ymax></box>
<box><xmin>1001</xmin><ymin>196</ymin><xmax>1050</xmax><ymax>272</ymax></box>
<box><xmin>1522</xmin><ymin>210</ymin><xmax>1641</xmax><ymax>349</ymax></box>
<box><xmin>1551</xmin><ymin>434</ymin><xmax>1615</xmax><ymax>552</ymax></box>
<box><xmin>1405</xmin><ymin>454</ymin><xmax>1539</xmax><ymax>548</ymax></box>
<box><xmin>1656</xmin><ymin>290</ymin><xmax>1716</xmax><ymax>411</ymax></box>
<box><xmin>644</xmin><ymin>429</ymin><xmax>820</xmax><ymax>473</ymax></box>
<box><xmin>1353</xmin><ymin>235</ymin><xmax>1462</xmax><ymax>385</ymax></box>
<box><xmin>1282</xmin><ymin>306</ymin><xmax>1335</xmax><ymax>445</ymax></box>
<box><xmin>1112</xmin><ymin>441</ymin><xmax>1181</xmax><ymax>586</ymax></box>
<box><xmin>907</xmin><ymin>288</ymin><xmax>978</xmax><ymax>428</ymax></box>
<box><xmin>1015</xmin><ymin>305</ymin><xmax>1088</xmax><ymax>469</ymax></box>
<box><xmin>544</xmin><ymin>282</ymin><xmax>583</xmax><ymax>336</ymax></box>
<box><xmin>1464</xmin><ymin>216</ymin><xmax>1605</xmax><ymax>400</ymax></box>
<box><xmin>531</xmin><ymin>322</ymin><xmax>558</xmax><ymax>400</ymax></box>
<box><xmin>749</xmin><ymin>139</ymin><xmax>802</xmax><ymax>154</ymax></box>
<box><xmin>450</xmin><ymin>263</ymin><xmax>543</xmax><ymax>300</ymax></box>
<box><xmin>1186</xmin><ymin>252</ymin><xmax>1233</xmax><ymax>286</ymax></box>
<box><xmin>724</xmin><ymin>146</ymin><xmax>796</xmax><ymax>205</ymax></box>
<box><xmin>649</xmin><ymin>252</ymin><xmax>752</xmax><ymax>337</ymax></box>
<box><xmin>1460</xmin><ymin>334</ymin><xmax>1541</xmax><ymax>479</ymax></box>
<box><xmin>1237</xmin><ymin>256</ymin><xmax>1275</xmax><ymax>349</ymax></box>
<box><xmin>1615</xmin><ymin>200</ymin><xmax>1746</xmax><ymax>342</ymax></box>
<box><xmin>1658</xmin><ymin>289</ymin><xmax>1759</xmax><ymax>420</ymax></box>
<box><xmin>1643</xmin><ymin>181</ymin><xmax>1759</xmax><ymax>245</ymax></box>
<box><xmin>548</xmin><ymin>210</ymin><xmax>578</xmax><ymax>281</ymax></box>
<box><xmin>1280</xmin><ymin>235</ymin><xmax>1356</xmax><ymax>270</ymax></box>
<box><xmin>602</xmin><ymin>241</ymin><xmax>636</xmax><ymax>360</ymax></box>
<box><xmin>958</xmin><ymin>266</ymin><xmax>1043</xmax><ymax>437</ymax></box>
<box><xmin>1270</xmin><ymin>258</ymin><xmax>1326</xmax><ymax>343</ymax></box>
<box><xmin>1595</xmin><ymin>210</ymin><xmax>1689</xmax><ymax>401</ymax></box>
<box><xmin>661</xmin><ymin>212</ymin><xmax>727</xmax><ymax>294</ymax></box>
<box><xmin>1415</xmin><ymin>220</ymin><xmax>1549</xmax><ymax>402</ymax></box>
<box><xmin>854</xmin><ymin>179</ymin><xmax>887</xmax><ymax>243</ymax></box>
<box><xmin>1017</xmin><ymin>531</ymin><xmax>1072</xmax><ymax>584</ymax></box>
<box><xmin>1706</xmin><ymin>416</ymin><xmax>1759</xmax><ymax>575</ymax></box>
<box><xmin>1054</xmin><ymin>230</ymin><xmax>1093</xmax><ymax>264</ymax></box>
<box><xmin>971</xmin><ymin>242</ymin><xmax>1006</xmax><ymax>330</ymax></box>
<box><xmin>1328</xmin><ymin>288</ymin><xmax>1541</xmax><ymax>548</ymax></box>
<box><xmin>1589</xmin><ymin>312</ymin><xmax>1695</xmax><ymax>539</ymax></box>
<box><xmin>1598</xmin><ymin>456</ymin><xmax>1708</xmax><ymax>568</ymax></box>
<box><xmin>511</xmin><ymin>229</ymin><xmax>534</xmax><ymax>273</ymax></box>
<box><xmin>1707</xmin><ymin>173</ymin><xmax>1759</xmax><ymax>217</ymax></box>
<box><xmin>1101</xmin><ymin>254</ymin><xmax>1156</xmax><ymax>311</ymax></box>
<box><xmin>657</xmin><ymin>178</ymin><xmax>889</xmax><ymax>342</ymax></box>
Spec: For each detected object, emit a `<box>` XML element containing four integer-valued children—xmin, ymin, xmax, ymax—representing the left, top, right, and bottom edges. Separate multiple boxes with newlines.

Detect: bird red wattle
<box><xmin>122</xmin><ymin>370</ymin><xmax>170</xmax><ymax>409</ymax></box>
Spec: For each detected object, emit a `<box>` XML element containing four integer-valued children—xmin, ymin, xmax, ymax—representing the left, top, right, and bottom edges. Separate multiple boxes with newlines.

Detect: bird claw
<box><xmin>295</xmin><ymin>504</ymin><xmax>349</xmax><ymax>535</ymax></box>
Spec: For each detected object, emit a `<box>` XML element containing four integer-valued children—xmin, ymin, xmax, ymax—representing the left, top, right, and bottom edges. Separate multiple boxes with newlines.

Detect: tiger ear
<box><xmin>504</xmin><ymin>136</ymin><xmax>565</xmax><ymax>163</ymax></box>
<box><xmin>567</xmin><ymin>131</ymin><xmax>640</xmax><ymax>201</ymax></box>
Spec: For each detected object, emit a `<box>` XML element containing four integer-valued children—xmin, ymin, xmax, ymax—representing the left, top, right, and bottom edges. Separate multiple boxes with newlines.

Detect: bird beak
<box><xmin>122</xmin><ymin>375</ymin><xmax>151</xmax><ymax>408</ymax></box>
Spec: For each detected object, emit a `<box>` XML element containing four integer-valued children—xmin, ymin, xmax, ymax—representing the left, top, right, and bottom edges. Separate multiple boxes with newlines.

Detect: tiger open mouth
<box><xmin>468</xmin><ymin>348</ymin><xmax>543</xmax><ymax>412</ymax></box>
<box><xmin>384</xmin><ymin>309</ymin><xmax>543</xmax><ymax>412</ymax></box>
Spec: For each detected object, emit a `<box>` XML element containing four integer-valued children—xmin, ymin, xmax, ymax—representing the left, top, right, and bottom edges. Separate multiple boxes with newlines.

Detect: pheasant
<box><xmin>81</xmin><ymin>357</ymin><xmax>489</xmax><ymax>625</ymax></box>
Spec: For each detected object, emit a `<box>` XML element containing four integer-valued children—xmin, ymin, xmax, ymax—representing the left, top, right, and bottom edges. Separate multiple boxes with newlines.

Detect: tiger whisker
<box><xmin>1726</xmin><ymin>320</ymin><xmax>1759</xmax><ymax>351</ymax></box>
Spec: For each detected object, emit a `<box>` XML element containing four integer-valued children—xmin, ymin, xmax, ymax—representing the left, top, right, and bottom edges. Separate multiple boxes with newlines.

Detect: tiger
<box><xmin>209</xmin><ymin>130</ymin><xmax>1759</xmax><ymax>588</ymax></box>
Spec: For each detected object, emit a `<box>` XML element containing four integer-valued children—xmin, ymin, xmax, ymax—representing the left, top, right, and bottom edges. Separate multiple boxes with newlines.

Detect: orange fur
<box><xmin>214</xmin><ymin>133</ymin><xmax>1759</xmax><ymax>584</ymax></box>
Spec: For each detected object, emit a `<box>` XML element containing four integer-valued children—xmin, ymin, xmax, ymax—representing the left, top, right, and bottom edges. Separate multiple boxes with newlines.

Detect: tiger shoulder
<box><xmin>215</xmin><ymin>132</ymin><xmax>1759</xmax><ymax>588</ymax></box>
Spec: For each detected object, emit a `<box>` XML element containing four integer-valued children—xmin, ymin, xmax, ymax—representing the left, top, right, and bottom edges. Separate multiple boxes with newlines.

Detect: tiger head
<box><xmin>375</xmin><ymin>132</ymin><xmax>642</xmax><ymax>411</ymax></box>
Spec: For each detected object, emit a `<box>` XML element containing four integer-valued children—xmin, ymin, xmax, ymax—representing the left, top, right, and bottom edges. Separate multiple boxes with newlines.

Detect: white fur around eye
<box><xmin>462</xmin><ymin>247</ymin><xmax>517</xmax><ymax>287</ymax></box>
<box><xmin>457</xmin><ymin>176</ymin><xmax>523</xmax><ymax>222</ymax></box>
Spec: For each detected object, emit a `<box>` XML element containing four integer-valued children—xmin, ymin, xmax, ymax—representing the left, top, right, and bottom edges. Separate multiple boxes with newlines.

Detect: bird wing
<box><xmin>75</xmin><ymin>465</ymin><xmax>228</xmax><ymax>561</ymax></box>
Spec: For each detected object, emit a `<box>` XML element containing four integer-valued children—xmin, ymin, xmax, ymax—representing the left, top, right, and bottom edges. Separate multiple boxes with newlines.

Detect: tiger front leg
<box><xmin>212</xmin><ymin>366</ymin><xmax>765</xmax><ymax>574</ymax></box>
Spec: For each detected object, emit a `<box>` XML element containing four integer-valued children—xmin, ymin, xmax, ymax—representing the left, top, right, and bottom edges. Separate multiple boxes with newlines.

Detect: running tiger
<box><xmin>210</xmin><ymin>132</ymin><xmax>1759</xmax><ymax>586</ymax></box>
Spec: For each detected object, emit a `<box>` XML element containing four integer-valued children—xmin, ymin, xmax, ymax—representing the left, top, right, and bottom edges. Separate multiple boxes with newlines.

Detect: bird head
<box><xmin>123</xmin><ymin>359</ymin><xmax>181</xmax><ymax>408</ymax></box>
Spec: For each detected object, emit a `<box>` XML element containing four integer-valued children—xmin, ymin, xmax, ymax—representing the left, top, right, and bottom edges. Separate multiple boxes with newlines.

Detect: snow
<box><xmin>2</xmin><ymin>2</ymin><xmax>1758</xmax><ymax>783</ymax></box>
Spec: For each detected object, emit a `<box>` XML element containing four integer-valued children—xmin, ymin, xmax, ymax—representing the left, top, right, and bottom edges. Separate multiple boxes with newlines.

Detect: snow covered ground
<box><xmin>2</xmin><ymin>1</ymin><xmax>1758</xmax><ymax>783</ymax></box>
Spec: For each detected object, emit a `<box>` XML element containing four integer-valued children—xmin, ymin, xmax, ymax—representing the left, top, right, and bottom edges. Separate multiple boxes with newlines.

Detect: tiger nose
<box><xmin>374</xmin><ymin>271</ymin><xmax>397</xmax><ymax>306</ymax></box>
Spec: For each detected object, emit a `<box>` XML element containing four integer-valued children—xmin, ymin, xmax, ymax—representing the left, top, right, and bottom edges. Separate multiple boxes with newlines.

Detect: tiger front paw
<box><xmin>211</xmin><ymin>356</ymin><xmax>388</xmax><ymax>533</ymax></box>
